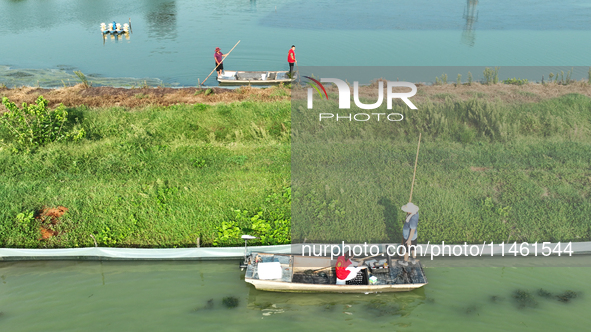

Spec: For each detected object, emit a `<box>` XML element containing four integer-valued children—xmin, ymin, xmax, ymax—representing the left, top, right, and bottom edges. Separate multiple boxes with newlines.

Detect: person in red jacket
<box><xmin>287</xmin><ymin>45</ymin><xmax>296</xmax><ymax>76</ymax></box>
<box><xmin>335</xmin><ymin>253</ymin><xmax>363</xmax><ymax>285</ymax></box>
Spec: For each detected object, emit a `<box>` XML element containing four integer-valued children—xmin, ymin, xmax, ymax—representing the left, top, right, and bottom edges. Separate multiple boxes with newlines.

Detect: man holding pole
<box><xmin>214</xmin><ymin>47</ymin><xmax>225</xmax><ymax>77</ymax></box>
<box><xmin>399</xmin><ymin>202</ymin><xmax>419</xmax><ymax>266</ymax></box>
<box><xmin>399</xmin><ymin>133</ymin><xmax>422</xmax><ymax>267</ymax></box>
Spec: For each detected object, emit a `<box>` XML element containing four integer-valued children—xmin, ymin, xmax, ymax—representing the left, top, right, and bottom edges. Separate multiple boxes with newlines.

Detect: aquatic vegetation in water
<box><xmin>512</xmin><ymin>289</ymin><xmax>538</xmax><ymax>309</ymax></box>
<box><xmin>0</xmin><ymin>65</ymin><xmax>166</xmax><ymax>88</ymax></box>
<box><xmin>6</xmin><ymin>71</ymin><xmax>33</xmax><ymax>78</ymax></box>
<box><xmin>322</xmin><ymin>302</ymin><xmax>336</xmax><ymax>311</ymax></box>
<box><xmin>194</xmin><ymin>298</ymin><xmax>214</xmax><ymax>311</ymax></box>
<box><xmin>253</xmin><ymin>302</ymin><xmax>274</xmax><ymax>310</ymax></box>
<box><xmin>535</xmin><ymin>289</ymin><xmax>581</xmax><ymax>303</ymax></box>
<box><xmin>464</xmin><ymin>304</ymin><xmax>479</xmax><ymax>315</ymax></box>
<box><xmin>222</xmin><ymin>296</ymin><xmax>240</xmax><ymax>308</ymax></box>
<box><xmin>489</xmin><ymin>295</ymin><xmax>504</xmax><ymax>303</ymax></box>
<box><xmin>556</xmin><ymin>291</ymin><xmax>579</xmax><ymax>303</ymax></box>
<box><xmin>537</xmin><ymin>288</ymin><xmax>553</xmax><ymax>299</ymax></box>
<box><xmin>365</xmin><ymin>299</ymin><xmax>400</xmax><ymax>317</ymax></box>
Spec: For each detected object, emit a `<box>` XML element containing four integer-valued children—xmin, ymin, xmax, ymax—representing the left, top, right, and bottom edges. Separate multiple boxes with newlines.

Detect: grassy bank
<box><xmin>1</xmin><ymin>84</ymin><xmax>591</xmax><ymax>248</ymax></box>
<box><xmin>0</xmin><ymin>100</ymin><xmax>291</xmax><ymax>248</ymax></box>
<box><xmin>292</xmin><ymin>92</ymin><xmax>591</xmax><ymax>244</ymax></box>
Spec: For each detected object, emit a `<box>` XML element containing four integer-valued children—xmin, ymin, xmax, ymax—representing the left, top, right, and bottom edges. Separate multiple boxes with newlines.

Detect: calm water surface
<box><xmin>0</xmin><ymin>0</ymin><xmax>590</xmax><ymax>86</ymax></box>
<box><xmin>0</xmin><ymin>258</ymin><xmax>589</xmax><ymax>331</ymax></box>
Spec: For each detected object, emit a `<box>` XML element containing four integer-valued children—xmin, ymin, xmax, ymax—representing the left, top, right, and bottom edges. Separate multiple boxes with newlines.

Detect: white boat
<box><xmin>217</xmin><ymin>71</ymin><xmax>296</xmax><ymax>86</ymax></box>
<box><xmin>244</xmin><ymin>252</ymin><xmax>427</xmax><ymax>293</ymax></box>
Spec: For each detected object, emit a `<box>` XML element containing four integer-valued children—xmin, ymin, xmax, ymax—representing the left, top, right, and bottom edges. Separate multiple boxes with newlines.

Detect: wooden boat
<box><xmin>244</xmin><ymin>252</ymin><xmax>427</xmax><ymax>293</ymax></box>
<box><xmin>216</xmin><ymin>71</ymin><xmax>295</xmax><ymax>86</ymax></box>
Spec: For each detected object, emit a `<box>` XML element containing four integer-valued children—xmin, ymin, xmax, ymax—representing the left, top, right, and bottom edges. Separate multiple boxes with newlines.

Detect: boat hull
<box><xmin>216</xmin><ymin>70</ymin><xmax>295</xmax><ymax>86</ymax></box>
<box><xmin>245</xmin><ymin>278</ymin><xmax>426</xmax><ymax>293</ymax></box>
<box><xmin>217</xmin><ymin>79</ymin><xmax>294</xmax><ymax>86</ymax></box>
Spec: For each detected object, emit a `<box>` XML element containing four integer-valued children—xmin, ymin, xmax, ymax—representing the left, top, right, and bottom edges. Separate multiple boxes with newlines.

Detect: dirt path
<box><xmin>1</xmin><ymin>82</ymin><xmax>590</xmax><ymax>110</ymax></box>
<box><xmin>0</xmin><ymin>85</ymin><xmax>290</xmax><ymax>109</ymax></box>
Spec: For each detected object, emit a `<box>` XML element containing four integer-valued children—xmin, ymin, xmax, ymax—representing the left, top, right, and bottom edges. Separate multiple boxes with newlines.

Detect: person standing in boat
<box><xmin>287</xmin><ymin>45</ymin><xmax>297</xmax><ymax>76</ymax></box>
<box><xmin>399</xmin><ymin>202</ymin><xmax>419</xmax><ymax>266</ymax></box>
<box><xmin>335</xmin><ymin>253</ymin><xmax>364</xmax><ymax>285</ymax></box>
<box><xmin>214</xmin><ymin>47</ymin><xmax>226</xmax><ymax>77</ymax></box>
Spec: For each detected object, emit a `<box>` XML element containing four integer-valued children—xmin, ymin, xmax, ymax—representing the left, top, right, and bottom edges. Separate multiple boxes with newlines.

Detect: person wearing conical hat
<box><xmin>399</xmin><ymin>202</ymin><xmax>419</xmax><ymax>266</ymax></box>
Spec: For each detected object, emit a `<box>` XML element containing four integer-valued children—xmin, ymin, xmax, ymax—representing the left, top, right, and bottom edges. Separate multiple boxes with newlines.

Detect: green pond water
<box><xmin>1</xmin><ymin>0</ymin><xmax>591</xmax><ymax>86</ymax></box>
<box><xmin>0</xmin><ymin>257</ymin><xmax>589</xmax><ymax>331</ymax></box>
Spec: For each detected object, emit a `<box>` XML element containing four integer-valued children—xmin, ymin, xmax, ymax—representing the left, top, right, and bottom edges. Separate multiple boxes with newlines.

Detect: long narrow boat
<box><xmin>217</xmin><ymin>71</ymin><xmax>295</xmax><ymax>86</ymax></box>
<box><xmin>244</xmin><ymin>252</ymin><xmax>427</xmax><ymax>293</ymax></box>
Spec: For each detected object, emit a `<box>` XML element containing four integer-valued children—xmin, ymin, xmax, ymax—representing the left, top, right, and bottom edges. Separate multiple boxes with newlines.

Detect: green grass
<box><xmin>292</xmin><ymin>93</ymin><xmax>591</xmax><ymax>244</ymax></box>
<box><xmin>2</xmin><ymin>93</ymin><xmax>591</xmax><ymax>247</ymax></box>
<box><xmin>0</xmin><ymin>101</ymin><xmax>291</xmax><ymax>248</ymax></box>
<box><xmin>292</xmin><ymin>139</ymin><xmax>591</xmax><ymax>244</ymax></box>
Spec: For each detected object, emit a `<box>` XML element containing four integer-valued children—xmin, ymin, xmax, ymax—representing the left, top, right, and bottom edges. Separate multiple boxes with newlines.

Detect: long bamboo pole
<box><xmin>201</xmin><ymin>40</ymin><xmax>241</xmax><ymax>86</ymax></box>
<box><xmin>408</xmin><ymin>133</ymin><xmax>422</xmax><ymax>203</ymax></box>
<box><xmin>295</xmin><ymin>57</ymin><xmax>300</xmax><ymax>83</ymax></box>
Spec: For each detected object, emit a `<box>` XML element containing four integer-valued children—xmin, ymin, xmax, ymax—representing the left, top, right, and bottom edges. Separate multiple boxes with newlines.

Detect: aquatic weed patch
<box><xmin>537</xmin><ymin>288</ymin><xmax>553</xmax><ymax>299</ymax></box>
<box><xmin>365</xmin><ymin>299</ymin><xmax>401</xmax><ymax>317</ymax></box>
<box><xmin>222</xmin><ymin>296</ymin><xmax>240</xmax><ymax>308</ymax></box>
<box><xmin>555</xmin><ymin>290</ymin><xmax>580</xmax><ymax>303</ymax></box>
<box><xmin>512</xmin><ymin>289</ymin><xmax>538</xmax><ymax>309</ymax></box>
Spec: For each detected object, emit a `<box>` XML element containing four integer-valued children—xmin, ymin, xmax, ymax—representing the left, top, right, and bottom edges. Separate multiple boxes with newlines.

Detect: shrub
<box><xmin>503</xmin><ymin>77</ymin><xmax>529</xmax><ymax>86</ymax></box>
<box><xmin>213</xmin><ymin>187</ymin><xmax>291</xmax><ymax>246</ymax></box>
<box><xmin>483</xmin><ymin>67</ymin><xmax>499</xmax><ymax>85</ymax></box>
<box><xmin>0</xmin><ymin>96</ymin><xmax>85</xmax><ymax>153</ymax></box>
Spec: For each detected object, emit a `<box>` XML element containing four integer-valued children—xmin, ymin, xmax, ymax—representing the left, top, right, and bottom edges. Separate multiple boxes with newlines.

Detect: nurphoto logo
<box><xmin>305</xmin><ymin>77</ymin><xmax>418</xmax><ymax>110</ymax></box>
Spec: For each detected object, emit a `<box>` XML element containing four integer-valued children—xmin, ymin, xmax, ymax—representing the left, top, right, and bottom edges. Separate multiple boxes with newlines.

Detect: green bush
<box><xmin>1</xmin><ymin>96</ymin><xmax>85</xmax><ymax>153</ymax></box>
<box><xmin>483</xmin><ymin>67</ymin><xmax>500</xmax><ymax>85</ymax></box>
<box><xmin>213</xmin><ymin>187</ymin><xmax>291</xmax><ymax>246</ymax></box>
<box><xmin>503</xmin><ymin>77</ymin><xmax>529</xmax><ymax>86</ymax></box>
